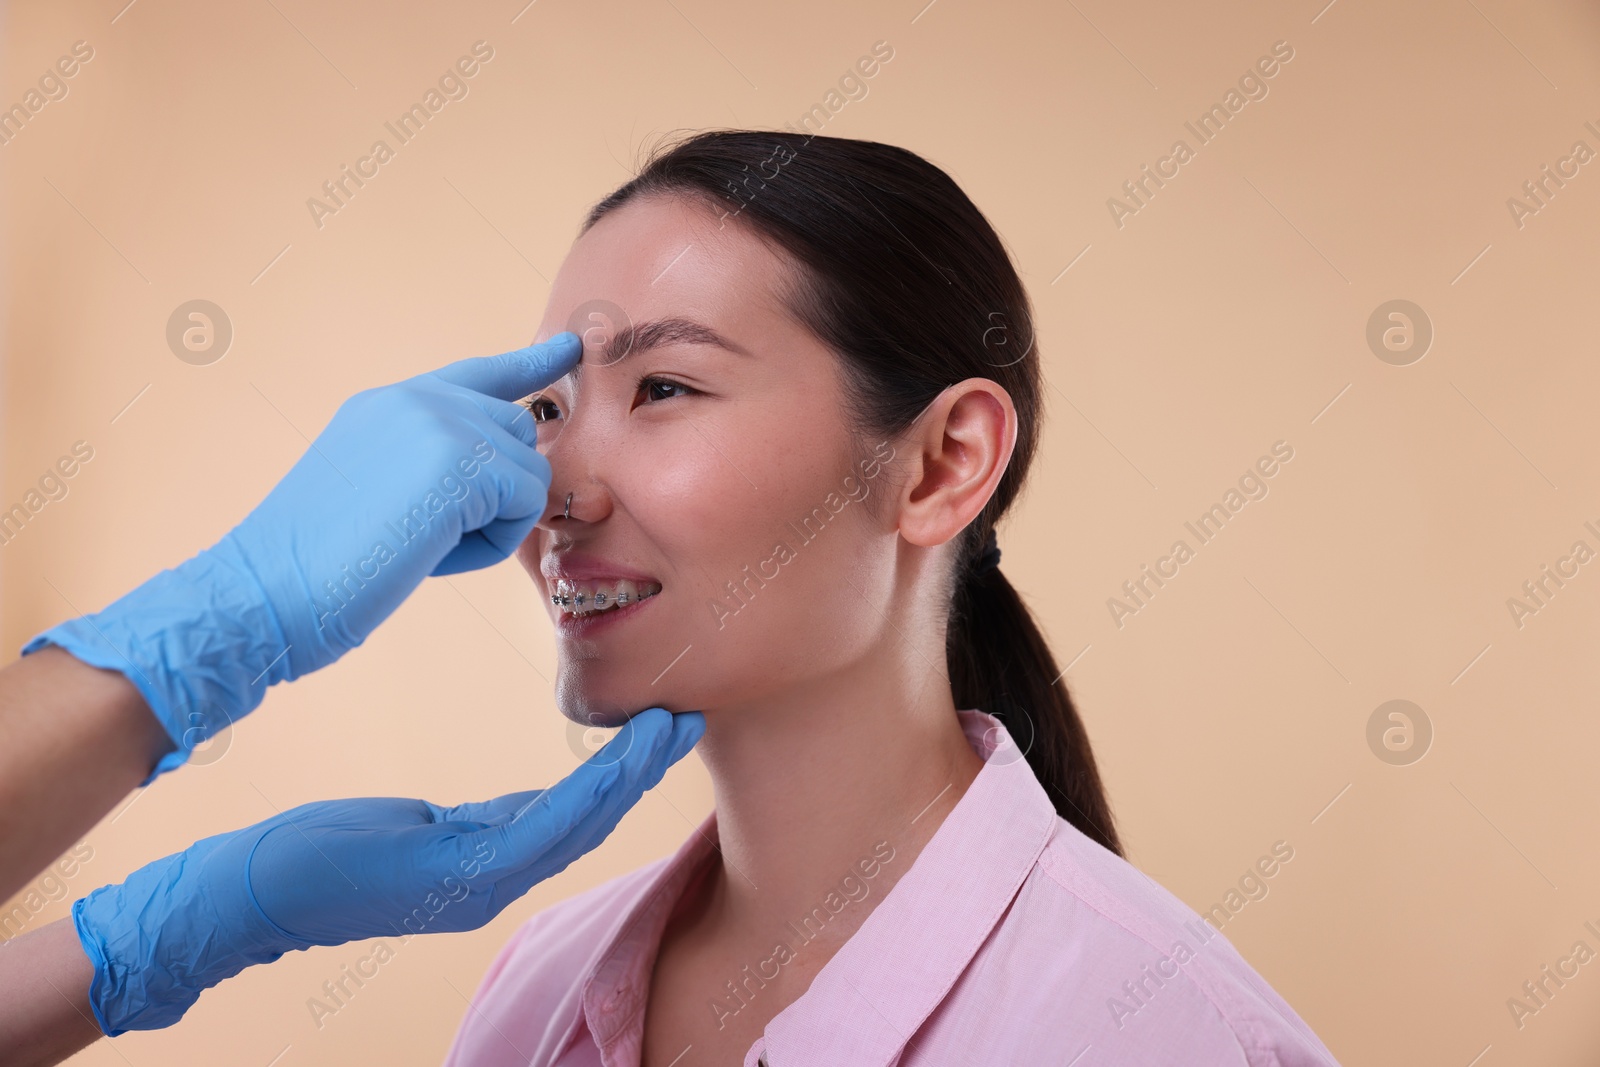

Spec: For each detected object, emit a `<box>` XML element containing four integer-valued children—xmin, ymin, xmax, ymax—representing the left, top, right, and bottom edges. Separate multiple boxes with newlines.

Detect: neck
<box><xmin>690</xmin><ymin>635</ymin><xmax>986</xmax><ymax>947</ymax></box>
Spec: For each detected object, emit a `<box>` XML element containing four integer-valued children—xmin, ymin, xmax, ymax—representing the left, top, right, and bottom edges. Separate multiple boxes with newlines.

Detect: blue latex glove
<box><xmin>71</xmin><ymin>707</ymin><xmax>703</xmax><ymax>1036</ymax></box>
<box><xmin>20</xmin><ymin>336</ymin><xmax>582</xmax><ymax>780</ymax></box>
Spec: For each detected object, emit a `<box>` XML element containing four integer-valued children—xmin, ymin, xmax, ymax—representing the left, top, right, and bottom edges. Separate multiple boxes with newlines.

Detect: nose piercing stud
<box><xmin>564</xmin><ymin>492</ymin><xmax>573</xmax><ymax>520</ymax></box>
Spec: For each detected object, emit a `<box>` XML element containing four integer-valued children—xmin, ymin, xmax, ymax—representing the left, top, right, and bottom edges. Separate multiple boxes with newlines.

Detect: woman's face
<box><xmin>517</xmin><ymin>194</ymin><xmax>905</xmax><ymax>729</ymax></box>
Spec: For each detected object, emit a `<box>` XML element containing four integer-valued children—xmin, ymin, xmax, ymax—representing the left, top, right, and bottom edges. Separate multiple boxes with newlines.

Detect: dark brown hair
<box><xmin>583</xmin><ymin>130</ymin><xmax>1122</xmax><ymax>856</ymax></box>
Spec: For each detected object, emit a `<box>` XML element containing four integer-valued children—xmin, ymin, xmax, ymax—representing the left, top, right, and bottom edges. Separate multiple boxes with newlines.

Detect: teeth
<box><xmin>551</xmin><ymin>577</ymin><xmax>662</xmax><ymax>616</ymax></box>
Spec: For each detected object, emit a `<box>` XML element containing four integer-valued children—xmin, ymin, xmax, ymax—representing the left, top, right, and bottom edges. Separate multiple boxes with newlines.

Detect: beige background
<box><xmin>3</xmin><ymin>0</ymin><xmax>1598</xmax><ymax>1063</ymax></box>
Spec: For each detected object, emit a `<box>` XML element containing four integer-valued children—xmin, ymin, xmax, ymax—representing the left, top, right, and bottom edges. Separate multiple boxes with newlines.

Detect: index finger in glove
<box><xmin>471</xmin><ymin>708</ymin><xmax>681</xmax><ymax>876</ymax></box>
<box><xmin>426</xmin><ymin>334</ymin><xmax>582</xmax><ymax>401</ymax></box>
<box><xmin>430</xmin><ymin>789</ymin><xmax>548</xmax><ymax>828</ymax></box>
<box><xmin>487</xmin><ymin>711</ymin><xmax>705</xmax><ymax>901</ymax></box>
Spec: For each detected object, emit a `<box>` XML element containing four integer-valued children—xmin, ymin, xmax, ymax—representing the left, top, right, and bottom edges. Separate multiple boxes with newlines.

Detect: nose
<box><xmin>535</xmin><ymin>405</ymin><xmax>615</xmax><ymax>535</ymax></box>
<box><xmin>538</xmin><ymin>481</ymin><xmax>593</xmax><ymax>532</ymax></box>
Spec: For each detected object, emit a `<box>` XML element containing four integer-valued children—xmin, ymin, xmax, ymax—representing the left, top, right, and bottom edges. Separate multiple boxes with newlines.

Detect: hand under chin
<box><xmin>558</xmin><ymin>683</ymin><xmax>673</xmax><ymax>731</ymax></box>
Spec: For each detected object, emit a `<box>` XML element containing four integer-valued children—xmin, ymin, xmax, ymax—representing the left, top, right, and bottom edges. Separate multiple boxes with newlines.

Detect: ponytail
<box><xmin>947</xmin><ymin>535</ymin><xmax>1123</xmax><ymax>857</ymax></box>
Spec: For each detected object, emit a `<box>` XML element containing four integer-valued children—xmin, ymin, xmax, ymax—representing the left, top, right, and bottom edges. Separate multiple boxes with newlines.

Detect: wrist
<box><xmin>73</xmin><ymin>826</ymin><xmax>308</xmax><ymax>1035</ymax></box>
<box><xmin>19</xmin><ymin>538</ymin><xmax>293</xmax><ymax>782</ymax></box>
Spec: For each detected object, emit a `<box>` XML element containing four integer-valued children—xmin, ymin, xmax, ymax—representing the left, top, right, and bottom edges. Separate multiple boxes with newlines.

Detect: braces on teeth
<box><xmin>550</xmin><ymin>578</ymin><xmax>662</xmax><ymax>615</ymax></box>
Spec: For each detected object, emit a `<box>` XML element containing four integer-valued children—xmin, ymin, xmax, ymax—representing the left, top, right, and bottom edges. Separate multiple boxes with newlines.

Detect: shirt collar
<box><xmin>578</xmin><ymin>709</ymin><xmax>1057</xmax><ymax>1066</ymax></box>
<box><xmin>757</xmin><ymin>708</ymin><xmax>1059</xmax><ymax>1066</ymax></box>
<box><xmin>581</xmin><ymin>812</ymin><xmax>722</xmax><ymax>1052</ymax></box>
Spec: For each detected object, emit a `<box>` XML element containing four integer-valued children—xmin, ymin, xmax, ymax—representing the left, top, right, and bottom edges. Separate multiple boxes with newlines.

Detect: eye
<box><xmin>636</xmin><ymin>375</ymin><xmax>698</xmax><ymax>406</ymax></box>
<box><xmin>520</xmin><ymin>396</ymin><xmax>561</xmax><ymax>423</ymax></box>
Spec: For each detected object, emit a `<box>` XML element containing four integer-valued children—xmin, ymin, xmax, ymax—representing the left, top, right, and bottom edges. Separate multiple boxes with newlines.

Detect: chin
<box><xmin>556</xmin><ymin>672</ymin><xmax>656</xmax><ymax>729</ymax></box>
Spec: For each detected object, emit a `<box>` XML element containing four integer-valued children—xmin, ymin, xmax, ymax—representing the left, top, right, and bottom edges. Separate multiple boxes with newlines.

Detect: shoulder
<box><xmin>989</xmin><ymin>819</ymin><xmax>1338</xmax><ymax>1066</ymax></box>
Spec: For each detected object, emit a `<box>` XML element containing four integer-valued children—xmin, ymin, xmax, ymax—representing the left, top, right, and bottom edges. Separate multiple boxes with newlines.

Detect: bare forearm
<box><xmin>0</xmin><ymin>647</ymin><xmax>173</xmax><ymax>901</ymax></box>
<box><xmin>0</xmin><ymin>918</ymin><xmax>101</xmax><ymax>1065</ymax></box>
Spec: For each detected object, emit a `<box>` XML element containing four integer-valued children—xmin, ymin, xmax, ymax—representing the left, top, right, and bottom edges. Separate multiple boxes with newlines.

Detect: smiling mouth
<box><xmin>550</xmin><ymin>578</ymin><xmax>664</xmax><ymax>617</ymax></box>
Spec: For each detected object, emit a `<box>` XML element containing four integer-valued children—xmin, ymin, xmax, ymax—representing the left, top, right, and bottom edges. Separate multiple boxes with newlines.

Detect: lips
<box><xmin>541</xmin><ymin>551</ymin><xmax>660</xmax><ymax>586</ymax></box>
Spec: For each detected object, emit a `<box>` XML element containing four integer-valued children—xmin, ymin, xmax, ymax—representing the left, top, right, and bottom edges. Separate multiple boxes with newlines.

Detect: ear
<box><xmin>895</xmin><ymin>379</ymin><xmax>1017</xmax><ymax>550</ymax></box>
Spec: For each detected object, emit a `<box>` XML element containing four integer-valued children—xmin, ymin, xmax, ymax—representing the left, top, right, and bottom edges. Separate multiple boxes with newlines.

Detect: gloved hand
<box><xmin>71</xmin><ymin>707</ymin><xmax>703</xmax><ymax>1036</ymax></box>
<box><xmin>20</xmin><ymin>336</ymin><xmax>582</xmax><ymax>779</ymax></box>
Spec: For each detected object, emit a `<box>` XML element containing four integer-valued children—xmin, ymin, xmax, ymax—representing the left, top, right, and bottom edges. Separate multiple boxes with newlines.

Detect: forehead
<box><xmin>538</xmin><ymin>194</ymin><xmax>797</xmax><ymax>346</ymax></box>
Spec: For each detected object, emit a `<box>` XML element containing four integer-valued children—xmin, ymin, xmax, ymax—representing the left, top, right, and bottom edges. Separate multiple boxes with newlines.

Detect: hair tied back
<box><xmin>973</xmin><ymin>527</ymin><xmax>1001</xmax><ymax>574</ymax></box>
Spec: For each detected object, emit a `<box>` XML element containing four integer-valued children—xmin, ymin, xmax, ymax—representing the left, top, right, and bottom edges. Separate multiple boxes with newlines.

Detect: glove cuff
<box><xmin>73</xmin><ymin>825</ymin><xmax>307</xmax><ymax>1035</ymax></box>
<box><xmin>19</xmin><ymin>538</ymin><xmax>294</xmax><ymax>783</ymax></box>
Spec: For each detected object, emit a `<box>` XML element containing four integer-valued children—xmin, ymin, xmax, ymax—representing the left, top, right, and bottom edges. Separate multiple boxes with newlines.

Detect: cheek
<box><xmin>659</xmin><ymin>504</ymin><xmax>882</xmax><ymax>716</ymax></box>
<box><xmin>616</xmin><ymin>421</ymin><xmax>782</xmax><ymax>559</ymax></box>
<box><xmin>632</xmin><ymin>436</ymin><xmax>879</xmax><ymax>691</ymax></box>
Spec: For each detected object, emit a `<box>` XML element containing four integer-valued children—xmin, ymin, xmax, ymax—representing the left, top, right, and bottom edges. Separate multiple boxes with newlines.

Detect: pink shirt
<box><xmin>443</xmin><ymin>710</ymin><xmax>1339</xmax><ymax>1066</ymax></box>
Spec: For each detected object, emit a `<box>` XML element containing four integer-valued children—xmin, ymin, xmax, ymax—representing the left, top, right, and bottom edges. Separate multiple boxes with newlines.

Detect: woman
<box><xmin>443</xmin><ymin>131</ymin><xmax>1338</xmax><ymax>1066</ymax></box>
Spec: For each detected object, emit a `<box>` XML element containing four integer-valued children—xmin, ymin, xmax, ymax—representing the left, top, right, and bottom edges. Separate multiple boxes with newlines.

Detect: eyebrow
<box><xmin>572</xmin><ymin>316</ymin><xmax>752</xmax><ymax>377</ymax></box>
